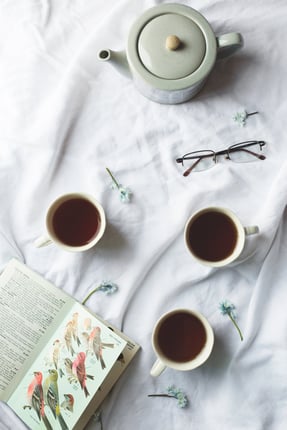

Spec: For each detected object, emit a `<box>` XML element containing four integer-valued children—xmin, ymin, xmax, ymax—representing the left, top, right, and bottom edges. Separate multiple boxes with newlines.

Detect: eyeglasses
<box><xmin>176</xmin><ymin>140</ymin><xmax>266</xmax><ymax>177</ymax></box>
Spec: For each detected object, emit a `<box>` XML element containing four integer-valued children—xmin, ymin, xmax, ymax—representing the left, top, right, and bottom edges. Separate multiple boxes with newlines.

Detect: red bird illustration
<box><xmin>61</xmin><ymin>393</ymin><xmax>75</xmax><ymax>412</ymax></box>
<box><xmin>26</xmin><ymin>371</ymin><xmax>52</xmax><ymax>430</ymax></box>
<box><xmin>72</xmin><ymin>352</ymin><xmax>90</xmax><ymax>397</ymax></box>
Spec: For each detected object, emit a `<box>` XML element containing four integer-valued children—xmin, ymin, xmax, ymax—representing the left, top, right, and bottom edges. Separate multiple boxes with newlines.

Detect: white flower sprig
<box><xmin>106</xmin><ymin>167</ymin><xmax>132</xmax><ymax>203</ymax></box>
<box><xmin>82</xmin><ymin>281</ymin><xmax>118</xmax><ymax>305</ymax></box>
<box><xmin>219</xmin><ymin>300</ymin><xmax>243</xmax><ymax>341</ymax></box>
<box><xmin>148</xmin><ymin>385</ymin><xmax>188</xmax><ymax>408</ymax></box>
<box><xmin>233</xmin><ymin>110</ymin><xmax>259</xmax><ymax>127</ymax></box>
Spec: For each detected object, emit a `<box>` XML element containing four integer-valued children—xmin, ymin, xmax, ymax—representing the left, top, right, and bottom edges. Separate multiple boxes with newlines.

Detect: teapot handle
<box><xmin>216</xmin><ymin>33</ymin><xmax>244</xmax><ymax>59</ymax></box>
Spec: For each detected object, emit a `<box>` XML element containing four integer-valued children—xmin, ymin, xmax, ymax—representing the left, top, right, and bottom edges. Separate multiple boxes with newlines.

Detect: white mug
<box><xmin>34</xmin><ymin>193</ymin><xmax>106</xmax><ymax>252</ymax></box>
<box><xmin>184</xmin><ymin>206</ymin><xmax>259</xmax><ymax>267</ymax></box>
<box><xmin>150</xmin><ymin>308</ymin><xmax>214</xmax><ymax>377</ymax></box>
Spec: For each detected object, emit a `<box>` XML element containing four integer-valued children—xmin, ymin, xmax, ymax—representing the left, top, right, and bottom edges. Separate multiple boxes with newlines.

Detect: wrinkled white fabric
<box><xmin>0</xmin><ymin>0</ymin><xmax>287</xmax><ymax>429</ymax></box>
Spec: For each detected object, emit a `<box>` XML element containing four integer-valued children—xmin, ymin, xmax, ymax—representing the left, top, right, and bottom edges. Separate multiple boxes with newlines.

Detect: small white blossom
<box><xmin>82</xmin><ymin>281</ymin><xmax>118</xmax><ymax>305</ymax></box>
<box><xmin>219</xmin><ymin>300</ymin><xmax>243</xmax><ymax>341</ymax></box>
<box><xmin>233</xmin><ymin>110</ymin><xmax>259</xmax><ymax>127</ymax></box>
<box><xmin>219</xmin><ymin>300</ymin><xmax>236</xmax><ymax>318</ymax></box>
<box><xmin>167</xmin><ymin>385</ymin><xmax>188</xmax><ymax>408</ymax></box>
<box><xmin>97</xmin><ymin>281</ymin><xmax>118</xmax><ymax>295</ymax></box>
<box><xmin>106</xmin><ymin>167</ymin><xmax>132</xmax><ymax>203</ymax></box>
<box><xmin>148</xmin><ymin>385</ymin><xmax>188</xmax><ymax>409</ymax></box>
<box><xmin>118</xmin><ymin>185</ymin><xmax>132</xmax><ymax>203</ymax></box>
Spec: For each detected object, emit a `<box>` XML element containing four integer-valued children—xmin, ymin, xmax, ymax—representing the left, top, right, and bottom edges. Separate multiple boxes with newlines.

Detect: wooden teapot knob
<box><xmin>165</xmin><ymin>35</ymin><xmax>181</xmax><ymax>51</ymax></box>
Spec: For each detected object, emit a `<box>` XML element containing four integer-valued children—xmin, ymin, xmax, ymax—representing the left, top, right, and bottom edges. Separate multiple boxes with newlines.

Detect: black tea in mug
<box><xmin>187</xmin><ymin>210</ymin><xmax>238</xmax><ymax>262</ymax></box>
<box><xmin>157</xmin><ymin>311</ymin><xmax>207</xmax><ymax>362</ymax></box>
<box><xmin>52</xmin><ymin>197</ymin><xmax>101</xmax><ymax>247</ymax></box>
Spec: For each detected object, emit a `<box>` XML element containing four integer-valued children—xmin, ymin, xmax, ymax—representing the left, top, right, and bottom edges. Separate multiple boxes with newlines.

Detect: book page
<box><xmin>0</xmin><ymin>259</ymin><xmax>74</xmax><ymax>401</ymax></box>
<box><xmin>8</xmin><ymin>302</ymin><xmax>127</xmax><ymax>430</ymax></box>
<box><xmin>77</xmin><ymin>326</ymin><xmax>140</xmax><ymax>430</ymax></box>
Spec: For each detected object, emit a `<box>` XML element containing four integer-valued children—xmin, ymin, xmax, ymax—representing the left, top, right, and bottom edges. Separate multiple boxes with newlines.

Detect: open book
<box><xmin>0</xmin><ymin>259</ymin><xmax>140</xmax><ymax>430</ymax></box>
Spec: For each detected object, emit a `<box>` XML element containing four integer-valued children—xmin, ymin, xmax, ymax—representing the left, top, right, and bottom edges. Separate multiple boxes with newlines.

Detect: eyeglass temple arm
<box><xmin>183</xmin><ymin>158</ymin><xmax>202</xmax><ymax>177</ymax></box>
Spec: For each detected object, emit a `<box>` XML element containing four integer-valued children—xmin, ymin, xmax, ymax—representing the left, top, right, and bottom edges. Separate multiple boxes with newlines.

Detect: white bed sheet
<box><xmin>0</xmin><ymin>0</ymin><xmax>287</xmax><ymax>429</ymax></box>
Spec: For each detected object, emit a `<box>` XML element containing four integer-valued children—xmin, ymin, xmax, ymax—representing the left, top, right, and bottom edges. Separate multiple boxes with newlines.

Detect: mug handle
<box><xmin>150</xmin><ymin>359</ymin><xmax>166</xmax><ymax>377</ymax></box>
<box><xmin>216</xmin><ymin>33</ymin><xmax>244</xmax><ymax>59</ymax></box>
<box><xmin>34</xmin><ymin>234</ymin><xmax>53</xmax><ymax>248</ymax></box>
<box><xmin>244</xmin><ymin>225</ymin><xmax>259</xmax><ymax>236</ymax></box>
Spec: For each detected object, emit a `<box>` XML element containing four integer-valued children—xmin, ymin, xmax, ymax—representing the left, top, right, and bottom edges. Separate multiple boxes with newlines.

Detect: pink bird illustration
<box><xmin>72</xmin><ymin>352</ymin><xmax>90</xmax><ymax>397</ymax></box>
<box><xmin>61</xmin><ymin>393</ymin><xmax>74</xmax><ymax>412</ymax></box>
<box><xmin>26</xmin><ymin>371</ymin><xmax>52</xmax><ymax>430</ymax></box>
<box><xmin>65</xmin><ymin>357</ymin><xmax>94</xmax><ymax>383</ymax></box>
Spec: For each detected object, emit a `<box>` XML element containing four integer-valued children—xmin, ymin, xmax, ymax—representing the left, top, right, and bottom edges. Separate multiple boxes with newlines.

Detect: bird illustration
<box><xmin>64</xmin><ymin>321</ymin><xmax>75</xmax><ymax>356</ymax></box>
<box><xmin>65</xmin><ymin>357</ymin><xmax>94</xmax><ymax>383</ymax></box>
<box><xmin>52</xmin><ymin>339</ymin><xmax>61</xmax><ymax>370</ymax></box>
<box><xmin>61</xmin><ymin>394</ymin><xmax>74</xmax><ymax>412</ymax></box>
<box><xmin>102</xmin><ymin>342</ymin><xmax>114</xmax><ymax>349</ymax></box>
<box><xmin>80</xmin><ymin>331</ymin><xmax>90</xmax><ymax>354</ymax></box>
<box><xmin>83</xmin><ymin>317</ymin><xmax>92</xmax><ymax>331</ymax></box>
<box><xmin>89</xmin><ymin>327</ymin><xmax>106</xmax><ymax>370</ymax></box>
<box><xmin>43</xmin><ymin>369</ymin><xmax>68</xmax><ymax>430</ymax></box>
<box><xmin>83</xmin><ymin>330</ymin><xmax>113</xmax><ymax>356</ymax></box>
<box><xmin>71</xmin><ymin>312</ymin><xmax>81</xmax><ymax>346</ymax></box>
<box><xmin>64</xmin><ymin>357</ymin><xmax>77</xmax><ymax>383</ymax></box>
<box><xmin>72</xmin><ymin>352</ymin><xmax>90</xmax><ymax>397</ymax></box>
<box><xmin>26</xmin><ymin>371</ymin><xmax>53</xmax><ymax>430</ymax></box>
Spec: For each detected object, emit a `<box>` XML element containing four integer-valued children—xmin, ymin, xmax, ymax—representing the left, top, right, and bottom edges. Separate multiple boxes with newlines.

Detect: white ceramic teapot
<box><xmin>98</xmin><ymin>3</ymin><xmax>243</xmax><ymax>104</ymax></box>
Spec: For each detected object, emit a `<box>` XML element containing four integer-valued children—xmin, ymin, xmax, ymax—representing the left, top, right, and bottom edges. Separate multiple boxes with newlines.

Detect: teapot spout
<box><xmin>97</xmin><ymin>49</ymin><xmax>131</xmax><ymax>79</ymax></box>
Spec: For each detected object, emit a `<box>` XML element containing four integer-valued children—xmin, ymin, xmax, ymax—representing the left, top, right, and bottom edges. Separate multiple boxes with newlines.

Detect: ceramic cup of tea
<box><xmin>34</xmin><ymin>193</ymin><xmax>106</xmax><ymax>252</ymax></box>
<box><xmin>150</xmin><ymin>308</ymin><xmax>214</xmax><ymax>377</ymax></box>
<box><xmin>184</xmin><ymin>206</ymin><xmax>259</xmax><ymax>267</ymax></box>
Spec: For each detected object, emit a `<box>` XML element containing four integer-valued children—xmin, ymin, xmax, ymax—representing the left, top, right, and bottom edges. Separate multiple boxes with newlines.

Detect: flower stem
<box><xmin>82</xmin><ymin>287</ymin><xmax>100</xmax><ymax>305</ymax></box>
<box><xmin>148</xmin><ymin>394</ymin><xmax>175</xmax><ymax>399</ymax></box>
<box><xmin>106</xmin><ymin>167</ymin><xmax>120</xmax><ymax>189</ymax></box>
<box><xmin>247</xmin><ymin>111</ymin><xmax>259</xmax><ymax>117</ymax></box>
<box><xmin>228</xmin><ymin>313</ymin><xmax>243</xmax><ymax>341</ymax></box>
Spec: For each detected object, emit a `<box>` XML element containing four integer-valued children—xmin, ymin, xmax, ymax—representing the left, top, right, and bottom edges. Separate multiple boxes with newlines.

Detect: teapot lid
<box><xmin>127</xmin><ymin>4</ymin><xmax>217</xmax><ymax>92</ymax></box>
<box><xmin>138</xmin><ymin>13</ymin><xmax>206</xmax><ymax>79</ymax></box>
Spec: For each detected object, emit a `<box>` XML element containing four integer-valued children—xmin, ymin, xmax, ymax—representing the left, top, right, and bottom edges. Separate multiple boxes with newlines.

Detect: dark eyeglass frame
<box><xmin>176</xmin><ymin>140</ymin><xmax>266</xmax><ymax>177</ymax></box>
